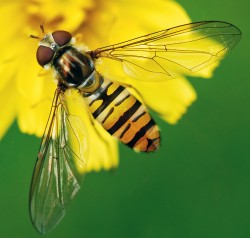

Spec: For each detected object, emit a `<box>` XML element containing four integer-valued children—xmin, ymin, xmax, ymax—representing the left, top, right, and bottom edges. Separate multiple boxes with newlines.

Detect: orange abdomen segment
<box><xmin>85</xmin><ymin>78</ymin><xmax>160</xmax><ymax>152</ymax></box>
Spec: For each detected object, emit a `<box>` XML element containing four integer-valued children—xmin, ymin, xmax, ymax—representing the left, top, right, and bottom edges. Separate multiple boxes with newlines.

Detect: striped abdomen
<box><xmin>85</xmin><ymin>78</ymin><xmax>160</xmax><ymax>152</ymax></box>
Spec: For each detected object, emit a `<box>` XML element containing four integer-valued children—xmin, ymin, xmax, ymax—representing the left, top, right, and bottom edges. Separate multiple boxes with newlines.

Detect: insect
<box><xmin>29</xmin><ymin>21</ymin><xmax>241</xmax><ymax>233</ymax></box>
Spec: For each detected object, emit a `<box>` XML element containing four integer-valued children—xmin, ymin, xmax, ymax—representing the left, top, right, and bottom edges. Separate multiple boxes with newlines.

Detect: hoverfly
<box><xmin>29</xmin><ymin>21</ymin><xmax>241</xmax><ymax>233</ymax></box>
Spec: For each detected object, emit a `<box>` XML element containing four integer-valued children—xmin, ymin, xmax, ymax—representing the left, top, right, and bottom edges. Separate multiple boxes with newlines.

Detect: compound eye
<box><xmin>52</xmin><ymin>30</ymin><xmax>72</xmax><ymax>47</ymax></box>
<box><xmin>36</xmin><ymin>45</ymin><xmax>54</xmax><ymax>67</ymax></box>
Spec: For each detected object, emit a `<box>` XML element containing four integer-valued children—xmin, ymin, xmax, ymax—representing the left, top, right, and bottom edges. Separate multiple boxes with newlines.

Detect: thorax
<box><xmin>53</xmin><ymin>46</ymin><xmax>100</xmax><ymax>93</ymax></box>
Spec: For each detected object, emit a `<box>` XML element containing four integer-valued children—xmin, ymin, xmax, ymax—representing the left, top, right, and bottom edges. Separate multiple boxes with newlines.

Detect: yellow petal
<box><xmin>16</xmin><ymin>55</ymin><xmax>56</xmax><ymax>136</ymax></box>
<box><xmin>76</xmin><ymin>1</ymin><xmax>119</xmax><ymax>49</ymax></box>
<box><xmin>128</xmin><ymin>77</ymin><xmax>197</xmax><ymax>124</ymax></box>
<box><xmin>17</xmin><ymin>91</ymin><xmax>53</xmax><ymax>137</ymax></box>
<box><xmin>0</xmin><ymin>60</ymin><xmax>17</xmax><ymax>92</ymax></box>
<box><xmin>31</xmin><ymin>0</ymin><xmax>94</xmax><ymax>32</ymax></box>
<box><xmin>17</xmin><ymin>72</ymin><xmax>56</xmax><ymax>137</ymax></box>
<box><xmin>108</xmin><ymin>0</ymin><xmax>191</xmax><ymax>42</ymax></box>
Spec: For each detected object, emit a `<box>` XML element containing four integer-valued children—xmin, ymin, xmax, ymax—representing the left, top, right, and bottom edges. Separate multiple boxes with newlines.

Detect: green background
<box><xmin>0</xmin><ymin>0</ymin><xmax>249</xmax><ymax>237</ymax></box>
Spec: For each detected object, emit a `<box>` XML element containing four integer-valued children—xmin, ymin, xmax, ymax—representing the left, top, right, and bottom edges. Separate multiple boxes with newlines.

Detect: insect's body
<box><xmin>31</xmin><ymin>22</ymin><xmax>241</xmax><ymax>234</ymax></box>
<box><xmin>51</xmin><ymin>43</ymin><xmax>160</xmax><ymax>152</ymax></box>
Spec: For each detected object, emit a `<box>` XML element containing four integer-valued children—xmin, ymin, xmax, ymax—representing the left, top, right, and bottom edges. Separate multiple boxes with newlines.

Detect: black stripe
<box><xmin>132</xmin><ymin>111</ymin><xmax>146</xmax><ymax>122</ymax></box>
<box><xmin>93</xmin><ymin>86</ymin><xmax>124</xmax><ymax>118</ymax></box>
<box><xmin>102</xmin><ymin>107</ymin><xmax>114</xmax><ymax>123</ymax></box>
<box><xmin>126</xmin><ymin>119</ymin><xmax>155</xmax><ymax>148</ymax></box>
<box><xmin>119</xmin><ymin>123</ymin><xmax>131</xmax><ymax>139</ymax></box>
<box><xmin>88</xmin><ymin>82</ymin><xmax>112</xmax><ymax>106</ymax></box>
<box><xmin>115</xmin><ymin>94</ymin><xmax>130</xmax><ymax>106</ymax></box>
<box><xmin>108</xmin><ymin>100</ymin><xmax>141</xmax><ymax>135</ymax></box>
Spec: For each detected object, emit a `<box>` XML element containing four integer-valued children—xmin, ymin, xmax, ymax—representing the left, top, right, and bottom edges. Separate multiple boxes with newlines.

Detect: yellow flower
<box><xmin>0</xmin><ymin>0</ymin><xmax>216</xmax><ymax>171</ymax></box>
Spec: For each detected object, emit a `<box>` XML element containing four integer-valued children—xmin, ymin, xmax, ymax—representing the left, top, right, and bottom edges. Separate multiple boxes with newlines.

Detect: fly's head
<box><xmin>36</xmin><ymin>31</ymin><xmax>72</xmax><ymax>68</ymax></box>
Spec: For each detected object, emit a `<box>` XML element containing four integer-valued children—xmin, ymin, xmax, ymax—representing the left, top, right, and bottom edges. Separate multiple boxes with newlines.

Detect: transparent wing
<box><xmin>90</xmin><ymin>21</ymin><xmax>241</xmax><ymax>81</ymax></box>
<box><xmin>29</xmin><ymin>89</ymin><xmax>89</xmax><ymax>234</ymax></box>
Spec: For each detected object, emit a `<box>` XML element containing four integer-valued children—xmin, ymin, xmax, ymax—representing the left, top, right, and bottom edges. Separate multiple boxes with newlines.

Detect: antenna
<box><xmin>29</xmin><ymin>35</ymin><xmax>40</xmax><ymax>39</ymax></box>
<box><xmin>29</xmin><ymin>21</ymin><xmax>46</xmax><ymax>40</ymax></box>
<box><xmin>40</xmin><ymin>20</ymin><xmax>45</xmax><ymax>33</ymax></box>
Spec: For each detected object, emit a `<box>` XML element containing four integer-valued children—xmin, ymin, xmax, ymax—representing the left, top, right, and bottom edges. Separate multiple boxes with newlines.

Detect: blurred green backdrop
<box><xmin>0</xmin><ymin>0</ymin><xmax>249</xmax><ymax>238</ymax></box>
